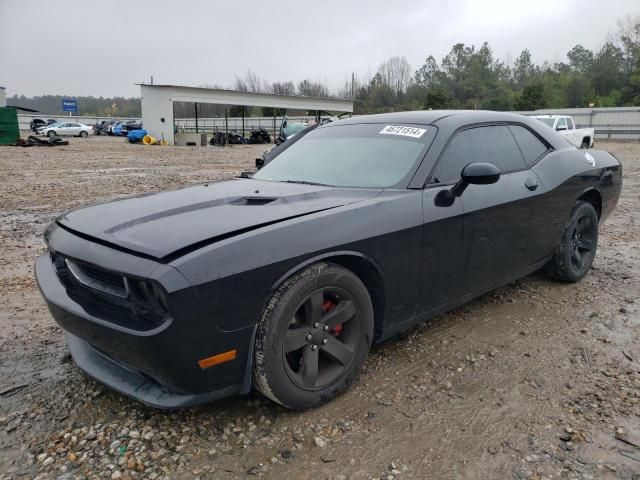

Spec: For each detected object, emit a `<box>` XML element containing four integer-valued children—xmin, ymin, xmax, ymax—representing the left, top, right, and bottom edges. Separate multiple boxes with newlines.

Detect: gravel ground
<box><xmin>0</xmin><ymin>136</ymin><xmax>639</xmax><ymax>480</ymax></box>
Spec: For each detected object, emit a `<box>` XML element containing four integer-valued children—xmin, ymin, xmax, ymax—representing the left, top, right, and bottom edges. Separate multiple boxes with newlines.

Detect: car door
<box><xmin>429</xmin><ymin>125</ymin><xmax>539</xmax><ymax>294</ymax></box>
<box><xmin>565</xmin><ymin>117</ymin><xmax>580</xmax><ymax>145</ymax></box>
<box><xmin>419</xmin><ymin>186</ymin><xmax>464</xmax><ymax>312</ymax></box>
<box><xmin>59</xmin><ymin>123</ymin><xmax>73</xmax><ymax>136</ymax></box>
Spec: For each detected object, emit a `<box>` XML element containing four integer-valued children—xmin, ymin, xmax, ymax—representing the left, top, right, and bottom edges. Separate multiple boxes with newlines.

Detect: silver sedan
<box><xmin>39</xmin><ymin>122</ymin><xmax>94</xmax><ymax>138</ymax></box>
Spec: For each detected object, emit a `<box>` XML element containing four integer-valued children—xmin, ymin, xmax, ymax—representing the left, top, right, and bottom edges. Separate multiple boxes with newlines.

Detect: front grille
<box><xmin>50</xmin><ymin>252</ymin><xmax>170</xmax><ymax>331</ymax></box>
<box><xmin>52</xmin><ymin>252</ymin><xmax>127</xmax><ymax>297</ymax></box>
<box><xmin>65</xmin><ymin>258</ymin><xmax>127</xmax><ymax>297</ymax></box>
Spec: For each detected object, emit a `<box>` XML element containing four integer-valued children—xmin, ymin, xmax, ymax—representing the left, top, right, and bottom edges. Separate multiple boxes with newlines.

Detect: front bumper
<box><xmin>35</xmin><ymin>227</ymin><xmax>255</xmax><ymax>408</ymax></box>
<box><xmin>64</xmin><ymin>331</ymin><xmax>240</xmax><ymax>408</ymax></box>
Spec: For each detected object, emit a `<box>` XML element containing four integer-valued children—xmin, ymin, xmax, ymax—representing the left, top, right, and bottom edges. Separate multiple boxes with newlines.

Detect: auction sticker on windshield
<box><xmin>379</xmin><ymin>125</ymin><xmax>426</xmax><ymax>138</ymax></box>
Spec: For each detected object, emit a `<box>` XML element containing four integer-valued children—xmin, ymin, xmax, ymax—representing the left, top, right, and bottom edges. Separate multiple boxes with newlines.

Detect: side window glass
<box><xmin>556</xmin><ymin>118</ymin><xmax>568</xmax><ymax>130</ymax></box>
<box><xmin>566</xmin><ymin>118</ymin><xmax>575</xmax><ymax>129</ymax></box>
<box><xmin>431</xmin><ymin>126</ymin><xmax>526</xmax><ymax>184</ymax></box>
<box><xmin>508</xmin><ymin>125</ymin><xmax>549</xmax><ymax>166</ymax></box>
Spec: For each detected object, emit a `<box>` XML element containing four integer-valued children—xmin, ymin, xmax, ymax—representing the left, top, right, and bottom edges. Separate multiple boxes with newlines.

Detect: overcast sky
<box><xmin>1</xmin><ymin>0</ymin><xmax>638</xmax><ymax>98</ymax></box>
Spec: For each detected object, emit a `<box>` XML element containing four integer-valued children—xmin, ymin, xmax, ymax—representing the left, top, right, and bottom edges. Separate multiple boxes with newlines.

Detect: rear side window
<box><xmin>566</xmin><ymin>118</ymin><xmax>575</xmax><ymax>129</ymax></box>
<box><xmin>508</xmin><ymin>125</ymin><xmax>549</xmax><ymax>166</ymax></box>
<box><xmin>431</xmin><ymin>125</ymin><xmax>526</xmax><ymax>184</ymax></box>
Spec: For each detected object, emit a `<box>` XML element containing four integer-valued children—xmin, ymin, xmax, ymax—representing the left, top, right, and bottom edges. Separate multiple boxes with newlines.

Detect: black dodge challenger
<box><xmin>35</xmin><ymin>111</ymin><xmax>622</xmax><ymax>410</ymax></box>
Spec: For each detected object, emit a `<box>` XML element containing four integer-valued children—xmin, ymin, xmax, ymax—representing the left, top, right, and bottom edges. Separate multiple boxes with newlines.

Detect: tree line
<box><xmin>8</xmin><ymin>15</ymin><xmax>640</xmax><ymax>117</ymax></box>
<box><xmin>350</xmin><ymin>14</ymin><xmax>640</xmax><ymax>113</ymax></box>
<box><xmin>7</xmin><ymin>94</ymin><xmax>142</xmax><ymax>118</ymax></box>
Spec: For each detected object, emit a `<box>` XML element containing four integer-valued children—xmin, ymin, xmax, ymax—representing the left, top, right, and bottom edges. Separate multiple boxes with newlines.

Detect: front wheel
<box><xmin>254</xmin><ymin>262</ymin><xmax>374</xmax><ymax>409</ymax></box>
<box><xmin>545</xmin><ymin>201</ymin><xmax>598</xmax><ymax>282</ymax></box>
<box><xmin>47</xmin><ymin>130</ymin><xmax>57</xmax><ymax>138</ymax></box>
<box><xmin>79</xmin><ymin>131</ymin><xmax>88</xmax><ymax>138</ymax></box>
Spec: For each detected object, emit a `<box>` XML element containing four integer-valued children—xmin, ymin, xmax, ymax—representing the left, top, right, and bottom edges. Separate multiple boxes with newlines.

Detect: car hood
<box><xmin>57</xmin><ymin>179</ymin><xmax>380</xmax><ymax>260</ymax></box>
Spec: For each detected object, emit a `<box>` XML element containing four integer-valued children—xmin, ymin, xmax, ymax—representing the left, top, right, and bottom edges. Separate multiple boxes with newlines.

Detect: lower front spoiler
<box><xmin>66</xmin><ymin>332</ymin><xmax>241</xmax><ymax>409</ymax></box>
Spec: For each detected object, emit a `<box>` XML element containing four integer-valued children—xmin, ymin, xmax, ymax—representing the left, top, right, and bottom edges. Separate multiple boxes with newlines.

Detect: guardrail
<box><xmin>594</xmin><ymin>129</ymin><xmax>640</xmax><ymax>140</ymax></box>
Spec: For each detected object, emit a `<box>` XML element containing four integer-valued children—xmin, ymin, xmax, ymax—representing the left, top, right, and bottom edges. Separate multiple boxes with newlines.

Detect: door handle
<box><xmin>525</xmin><ymin>177</ymin><xmax>539</xmax><ymax>191</ymax></box>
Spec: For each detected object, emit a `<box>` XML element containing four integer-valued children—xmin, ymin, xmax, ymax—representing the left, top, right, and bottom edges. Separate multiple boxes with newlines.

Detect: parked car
<box><xmin>29</xmin><ymin>118</ymin><xmax>46</xmax><ymax>132</ymax></box>
<box><xmin>109</xmin><ymin>120</ymin><xmax>130</xmax><ymax>136</ymax></box>
<box><xmin>94</xmin><ymin>120</ymin><xmax>113</xmax><ymax>136</ymax></box>
<box><xmin>40</xmin><ymin>122</ymin><xmax>94</xmax><ymax>138</ymax></box>
<box><xmin>35</xmin><ymin>111</ymin><xmax>621</xmax><ymax>410</ymax></box>
<box><xmin>113</xmin><ymin>120</ymin><xmax>138</xmax><ymax>136</ymax></box>
<box><xmin>275</xmin><ymin>116</ymin><xmax>312</xmax><ymax>145</ymax></box>
<box><xmin>533</xmin><ymin>115</ymin><xmax>594</xmax><ymax>149</ymax></box>
<box><xmin>120</xmin><ymin>120</ymin><xmax>142</xmax><ymax>136</ymax></box>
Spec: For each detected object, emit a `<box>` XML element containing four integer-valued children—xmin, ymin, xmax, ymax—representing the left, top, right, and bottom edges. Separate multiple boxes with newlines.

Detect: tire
<box><xmin>47</xmin><ymin>130</ymin><xmax>57</xmax><ymax>138</ymax></box>
<box><xmin>544</xmin><ymin>201</ymin><xmax>598</xmax><ymax>282</ymax></box>
<box><xmin>254</xmin><ymin>262</ymin><xmax>374</xmax><ymax>409</ymax></box>
<box><xmin>79</xmin><ymin>131</ymin><xmax>88</xmax><ymax>138</ymax></box>
<box><xmin>580</xmin><ymin>139</ymin><xmax>589</xmax><ymax>149</ymax></box>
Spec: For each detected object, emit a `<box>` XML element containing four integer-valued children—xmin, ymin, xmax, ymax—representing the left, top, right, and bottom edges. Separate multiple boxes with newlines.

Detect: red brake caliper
<box><xmin>322</xmin><ymin>300</ymin><xmax>342</xmax><ymax>336</ymax></box>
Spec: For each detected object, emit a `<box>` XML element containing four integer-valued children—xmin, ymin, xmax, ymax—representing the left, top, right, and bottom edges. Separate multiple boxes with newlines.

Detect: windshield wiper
<box><xmin>281</xmin><ymin>179</ymin><xmax>333</xmax><ymax>187</ymax></box>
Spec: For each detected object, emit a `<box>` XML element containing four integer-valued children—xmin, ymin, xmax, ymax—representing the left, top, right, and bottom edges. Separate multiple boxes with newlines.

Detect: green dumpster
<box><xmin>0</xmin><ymin>107</ymin><xmax>19</xmax><ymax>145</ymax></box>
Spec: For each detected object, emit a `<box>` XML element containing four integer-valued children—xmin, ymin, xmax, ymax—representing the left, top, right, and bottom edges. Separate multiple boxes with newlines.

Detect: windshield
<box><xmin>535</xmin><ymin>117</ymin><xmax>555</xmax><ymax>127</ymax></box>
<box><xmin>253</xmin><ymin>124</ymin><xmax>433</xmax><ymax>188</ymax></box>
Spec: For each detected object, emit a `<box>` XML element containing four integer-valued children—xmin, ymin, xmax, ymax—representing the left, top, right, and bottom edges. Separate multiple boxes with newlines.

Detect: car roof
<box><xmin>324</xmin><ymin>110</ymin><xmax>573</xmax><ymax>151</ymax></box>
<box><xmin>331</xmin><ymin>110</ymin><xmax>541</xmax><ymax>127</ymax></box>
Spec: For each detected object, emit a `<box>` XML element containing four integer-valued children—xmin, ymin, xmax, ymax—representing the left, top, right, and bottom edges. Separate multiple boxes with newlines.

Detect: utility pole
<box><xmin>351</xmin><ymin>72</ymin><xmax>355</xmax><ymax>98</ymax></box>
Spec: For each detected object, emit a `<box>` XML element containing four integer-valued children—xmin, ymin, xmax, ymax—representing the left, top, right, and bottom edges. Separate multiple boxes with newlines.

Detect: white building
<box><xmin>140</xmin><ymin>84</ymin><xmax>354</xmax><ymax>145</ymax></box>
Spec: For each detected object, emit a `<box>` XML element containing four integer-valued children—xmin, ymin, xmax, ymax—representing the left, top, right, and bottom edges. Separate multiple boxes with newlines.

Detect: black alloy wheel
<box><xmin>254</xmin><ymin>262</ymin><xmax>373</xmax><ymax>409</ymax></box>
<box><xmin>283</xmin><ymin>288</ymin><xmax>360</xmax><ymax>390</ymax></box>
<box><xmin>545</xmin><ymin>201</ymin><xmax>598</xmax><ymax>282</ymax></box>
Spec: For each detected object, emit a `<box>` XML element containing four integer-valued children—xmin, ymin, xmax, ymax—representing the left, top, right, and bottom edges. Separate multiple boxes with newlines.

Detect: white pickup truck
<box><xmin>532</xmin><ymin>115</ymin><xmax>594</xmax><ymax>149</ymax></box>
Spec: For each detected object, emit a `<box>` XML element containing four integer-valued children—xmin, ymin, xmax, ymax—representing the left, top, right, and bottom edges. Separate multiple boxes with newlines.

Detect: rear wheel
<box><xmin>545</xmin><ymin>201</ymin><xmax>598</xmax><ymax>282</ymax></box>
<box><xmin>254</xmin><ymin>262</ymin><xmax>373</xmax><ymax>409</ymax></box>
<box><xmin>580</xmin><ymin>139</ymin><xmax>589</xmax><ymax>149</ymax></box>
<box><xmin>47</xmin><ymin>130</ymin><xmax>57</xmax><ymax>138</ymax></box>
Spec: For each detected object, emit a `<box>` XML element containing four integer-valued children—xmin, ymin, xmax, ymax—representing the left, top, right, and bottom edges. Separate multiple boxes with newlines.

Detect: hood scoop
<box><xmin>230</xmin><ymin>196</ymin><xmax>277</xmax><ymax>206</ymax></box>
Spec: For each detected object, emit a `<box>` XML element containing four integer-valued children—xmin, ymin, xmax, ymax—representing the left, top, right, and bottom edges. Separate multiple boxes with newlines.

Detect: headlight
<box><xmin>128</xmin><ymin>278</ymin><xmax>170</xmax><ymax>316</ymax></box>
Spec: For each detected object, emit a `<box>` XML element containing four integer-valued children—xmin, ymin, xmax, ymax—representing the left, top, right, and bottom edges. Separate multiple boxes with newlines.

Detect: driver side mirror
<box><xmin>435</xmin><ymin>163</ymin><xmax>500</xmax><ymax>206</ymax></box>
<box><xmin>451</xmin><ymin>162</ymin><xmax>500</xmax><ymax>196</ymax></box>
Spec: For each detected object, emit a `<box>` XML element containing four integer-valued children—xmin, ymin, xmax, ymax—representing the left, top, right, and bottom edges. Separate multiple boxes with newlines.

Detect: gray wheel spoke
<box><xmin>300</xmin><ymin>347</ymin><xmax>319</xmax><ymax>387</ymax></box>
<box><xmin>571</xmin><ymin>248</ymin><xmax>582</xmax><ymax>266</ymax></box>
<box><xmin>323</xmin><ymin>300</ymin><xmax>356</xmax><ymax>329</ymax></box>
<box><xmin>577</xmin><ymin>238</ymin><xmax>593</xmax><ymax>251</ymax></box>
<box><xmin>304</xmin><ymin>291</ymin><xmax>324</xmax><ymax>326</ymax></box>
<box><xmin>321</xmin><ymin>336</ymin><xmax>354</xmax><ymax>366</ymax></box>
<box><xmin>284</xmin><ymin>328</ymin><xmax>309</xmax><ymax>353</ymax></box>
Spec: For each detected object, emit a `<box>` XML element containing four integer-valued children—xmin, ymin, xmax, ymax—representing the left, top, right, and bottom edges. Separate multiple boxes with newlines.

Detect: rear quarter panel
<box><xmin>531</xmin><ymin>148</ymin><xmax>622</xmax><ymax>258</ymax></box>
